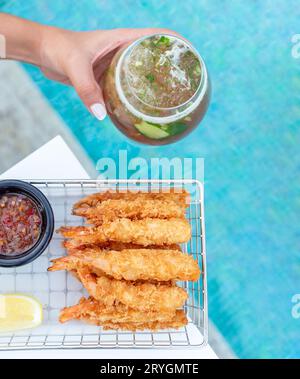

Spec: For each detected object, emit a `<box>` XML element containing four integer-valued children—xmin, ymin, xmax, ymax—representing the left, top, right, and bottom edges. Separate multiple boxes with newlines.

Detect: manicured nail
<box><xmin>91</xmin><ymin>103</ymin><xmax>107</xmax><ymax>121</ymax></box>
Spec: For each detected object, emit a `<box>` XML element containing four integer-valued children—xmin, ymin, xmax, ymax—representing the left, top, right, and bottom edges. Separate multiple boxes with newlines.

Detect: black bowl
<box><xmin>0</xmin><ymin>180</ymin><xmax>54</xmax><ymax>267</ymax></box>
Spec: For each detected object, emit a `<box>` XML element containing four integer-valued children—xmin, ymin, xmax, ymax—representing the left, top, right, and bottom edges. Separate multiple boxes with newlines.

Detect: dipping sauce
<box><xmin>0</xmin><ymin>194</ymin><xmax>42</xmax><ymax>256</ymax></box>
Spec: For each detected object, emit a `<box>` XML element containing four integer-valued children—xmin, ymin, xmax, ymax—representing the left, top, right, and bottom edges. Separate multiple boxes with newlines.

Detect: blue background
<box><xmin>1</xmin><ymin>0</ymin><xmax>299</xmax><ymax>358</ymax></box>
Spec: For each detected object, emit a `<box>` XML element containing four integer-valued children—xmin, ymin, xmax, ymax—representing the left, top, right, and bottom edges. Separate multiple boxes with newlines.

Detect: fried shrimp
<box><xmin>49</xmin><ymin>188</ymin><xmax>196</xmax><ymax>332</ymax></box>
<box><xmin>76</xmin><ymin>268</ymin><xmax>188</xmax><ymax>311</ymax></box>
<box><xmin>74</xmin><ymin>198</ymin><xmax>186</xmax><ymax>223</ymax></box>
<box><xmin>59</xmin><ymin>297</ymin><xmax>187</xmax><ymax>331</ymax></box>
<box><xmin>73</xmin><ymin>189</ymin><xmax>190</xmax><ymax>214</ymax></box>
<box><xmin>49</xmin><ymin>248</ymin><xmax>201</xmax><ymax>282</ymax></box>
<box><xmin>58</xmin><ymin>218</ymin><xmax>191</xmax><ymax>246</ymax></box>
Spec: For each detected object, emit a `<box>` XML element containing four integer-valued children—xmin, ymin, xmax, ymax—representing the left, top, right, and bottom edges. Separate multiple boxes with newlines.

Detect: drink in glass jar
<box><xmin>103</xmin><ymin>34</ymin><xmax>211</xmax><ymax>145</ymax></box>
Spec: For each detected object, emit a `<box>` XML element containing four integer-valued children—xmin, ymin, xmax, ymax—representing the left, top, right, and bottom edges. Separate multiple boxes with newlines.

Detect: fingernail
<box><xmin>91</xmin><ymin>103</ymin><xmax>107</xmax><ymax>121</ymax></box>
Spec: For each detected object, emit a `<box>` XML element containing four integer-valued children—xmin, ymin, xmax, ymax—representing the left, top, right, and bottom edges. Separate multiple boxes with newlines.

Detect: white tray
<box><xmin>0</xmin><ymin>179</ymin><xmax>208</xmax><ymax>350</ymax></box>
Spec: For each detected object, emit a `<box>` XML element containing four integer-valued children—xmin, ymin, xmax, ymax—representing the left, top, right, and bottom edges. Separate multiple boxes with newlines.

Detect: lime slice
<box><xmin>0</xmin><ymin>294</ymin><xmax>43</xmax><ymax>333</ymax></box>
<box><xmin>134</xmin><ymin>121</ymin><xmax>169</xmax><ymax>139</ymax></box>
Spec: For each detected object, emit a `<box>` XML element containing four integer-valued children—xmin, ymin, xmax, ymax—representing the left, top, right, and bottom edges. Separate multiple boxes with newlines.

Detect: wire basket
<box><xmin>0</xmin><ymin>179</ymin><xmax>208</xmax><ymax>350</ymax></box>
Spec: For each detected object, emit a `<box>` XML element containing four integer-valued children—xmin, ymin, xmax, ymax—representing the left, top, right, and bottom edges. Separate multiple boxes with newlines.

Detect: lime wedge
<box><xmin>0</xmin><ymin>294</ymin><xmax>43</xmax><ymax>333</ymax></box>
<box><xmin>135</xmin><ymin>121</ymin><xmax>169</xmax><ymax>139</ymax></box>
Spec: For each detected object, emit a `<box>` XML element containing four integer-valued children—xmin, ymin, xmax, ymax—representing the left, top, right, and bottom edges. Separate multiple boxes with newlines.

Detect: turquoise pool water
<box><xmin>1</xmin><ymin>0</ymin><xmax>299</xmax><ymax>358</ymax></box>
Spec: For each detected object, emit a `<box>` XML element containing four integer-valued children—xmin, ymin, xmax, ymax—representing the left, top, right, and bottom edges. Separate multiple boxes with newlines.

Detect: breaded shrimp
<box><xmin>73</xmin><ymin>189</ymin><xmax>190</xmax><ymax>214</ymax></box>
<box><xmin>76</xmin><ymin>268</ymin><xmax>188</xmax><ymax>311</ymax></box>
<box><xmin>59</xmin><ymin>297</ymin><xmax>187</xmax><ymax>331</ymax></box>
<box><xmin>100</xmin><ymin>314</ymin><xmax>187</xmax><ymax>331</ymax></box>
<box><xmin>48</xmin><ymin>248</ymin><xmax>201</xmax><ymax>282</ymax></box>
<box><xmin>74</xmin><ymin>199</ymin><xmax>186</xmax><ymax>223</ymax></box>
<box><xmin>58</xmin><ymin>218</ymin><xmax>191</xmax><ymax>246</ymax></box>
<box><xmin>60</xmin><ymin>296</ymin><xmax>174</xmax><ymax>323</ymax></box>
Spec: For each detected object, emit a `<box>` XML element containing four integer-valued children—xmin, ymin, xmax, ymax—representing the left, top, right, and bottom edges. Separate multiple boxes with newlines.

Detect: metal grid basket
<box><xmin>0</xmin><ymin>179</ymin><xmax>208</xmax><ymax>350</ymax></box>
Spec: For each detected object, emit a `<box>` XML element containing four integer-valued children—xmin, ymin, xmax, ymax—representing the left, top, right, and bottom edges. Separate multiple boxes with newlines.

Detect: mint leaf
<box><xmin>155</xmin><ymin>36</ymin><xmax>171</xmax><ymax>47</ymax></box>
<box><xmin>166</xmin><ymin>122</ymin><xmax>188</xmax><ymax>136</ymax></box>
<box><xmin>145</xmin><ymin>73</ymin><xmax>155</xmax><ymax>83</ymax></box>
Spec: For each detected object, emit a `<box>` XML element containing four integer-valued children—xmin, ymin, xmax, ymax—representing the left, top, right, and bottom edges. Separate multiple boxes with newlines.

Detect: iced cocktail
<box><xmin>103</xmin><ymin>34</ymin><xmax>211</xmax><ymax>145</ymax></box>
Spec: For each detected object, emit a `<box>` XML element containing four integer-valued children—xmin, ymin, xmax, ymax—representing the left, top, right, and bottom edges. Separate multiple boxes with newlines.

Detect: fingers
<box><xmin>92</xmin><ymin>48</ymin><xmax>119</xmax><ymax>84</ymax></box>
<box><xmin>67</xmin><ymin>57</ymin><xmax>107</xmax><ymax>121</ymax></box>
<box><xmin>67</xmin><ymin>28</ymin><xmax>182</xmax><ymax>121</ymax></box>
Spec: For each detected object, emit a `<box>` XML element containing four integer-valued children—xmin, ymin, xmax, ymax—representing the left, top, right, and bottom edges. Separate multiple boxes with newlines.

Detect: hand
<box><xmin>0</xmin><ymin>14</ymin><xmax>177</xmax><ymax>120</ymax></box>
<box><xmin>39</xmin><ymin>27</ymin><xmax>176</xmax><ymax>120</ymax></box>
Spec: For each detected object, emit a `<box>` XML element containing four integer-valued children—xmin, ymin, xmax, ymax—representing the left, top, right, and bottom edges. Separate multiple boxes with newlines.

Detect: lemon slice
<box><xmin>0</xmin><ymin>294</ymin><xmax>43</xmax><ymax>333</ymax></box>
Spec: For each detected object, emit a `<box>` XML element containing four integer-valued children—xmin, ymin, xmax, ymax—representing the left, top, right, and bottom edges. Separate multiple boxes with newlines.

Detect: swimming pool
<box><xmin>1</xmin><ymin>0</ymin><xmax>299</xmax><ymax>358</ymax></box>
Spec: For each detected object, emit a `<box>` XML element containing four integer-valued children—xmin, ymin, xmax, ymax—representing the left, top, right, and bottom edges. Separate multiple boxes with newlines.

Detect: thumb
<box><xmin>67</xmin><ymin>59</ymin><xmax>107</xmax><ymax>121</ymax></box>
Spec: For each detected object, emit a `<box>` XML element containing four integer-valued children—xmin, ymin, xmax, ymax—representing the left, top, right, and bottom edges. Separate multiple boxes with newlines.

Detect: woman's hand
<box><xmin>40</xmin><ymin>27</ymin><xmax>175</xmax><ymax>120</ymax></box>
<box><xmin>0</xmin><ymin>14</ymin><xmax>175</xmax><ymax>120</ymax></box>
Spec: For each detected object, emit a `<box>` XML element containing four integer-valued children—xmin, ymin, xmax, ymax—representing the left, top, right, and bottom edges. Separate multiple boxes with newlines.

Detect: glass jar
<box><xmin>103</xmin><ymin>34</ymin><xmax>211</xmax><ymax>145</ymax></box>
